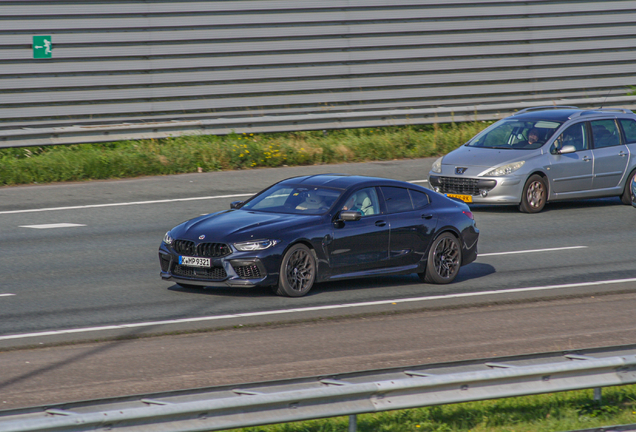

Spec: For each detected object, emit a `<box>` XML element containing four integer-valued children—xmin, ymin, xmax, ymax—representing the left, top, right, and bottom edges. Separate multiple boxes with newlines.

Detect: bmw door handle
<box><xmin>422</xmin><ymin>214</ymin><xmax>433</xmax><ymax>219</ymax></box>
<box><xmin>375</xmin><ymin>220</ymin><xmax>387</xmax><ymax>227</ymax></box>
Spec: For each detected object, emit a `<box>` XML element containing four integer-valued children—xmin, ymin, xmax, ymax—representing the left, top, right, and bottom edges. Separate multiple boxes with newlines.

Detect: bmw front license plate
<box><xmin>446</xmin><ymin>193</ymin><xmax>473</xmax><ymax>203</ymax></box>
<box><xmin>179</xmin><ymin>256</ymin><xmax>211</xmax><ymax>267</ymax></box>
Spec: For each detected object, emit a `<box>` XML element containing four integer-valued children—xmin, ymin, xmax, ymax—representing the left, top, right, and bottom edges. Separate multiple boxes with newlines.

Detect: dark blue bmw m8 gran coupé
<box><xmin>159</xmin><ymin>174</ymin><xmax>479</xmax><ymax>297</ymax></box>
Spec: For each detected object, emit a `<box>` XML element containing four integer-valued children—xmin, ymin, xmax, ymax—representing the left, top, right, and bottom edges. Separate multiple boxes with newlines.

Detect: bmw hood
<box><xmin>171</xmin><ymin>209</ymin><xmax>320</xmax><ymax>242</ymax></box>
<box><xmin>442</xmin><ymin>145</ymin><xmax>532</xmax><ymax>168</ymax></box>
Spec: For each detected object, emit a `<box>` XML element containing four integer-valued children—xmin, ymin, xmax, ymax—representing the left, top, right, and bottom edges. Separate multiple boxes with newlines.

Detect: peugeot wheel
<box><xmin>519</xmin><ymin>174</ymin><xmax>547</xmax><ymax>213</ymax></box>
<box><xmin>423</xmin><ymin>232</ymin><xmax>461</xmax><ymax>284</ymax></box>
<box><xmin>274</xmin><ymin>244</ymin><xmax>316</xmax><ymax>297</ymax></box>
<box><xmin>620</xmin><ymin>170</ymin><xmax>636</xmax><ymax>205</ymax></box>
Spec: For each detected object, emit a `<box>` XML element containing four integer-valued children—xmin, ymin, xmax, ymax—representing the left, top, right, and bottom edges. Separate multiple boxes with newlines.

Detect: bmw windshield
<box><xmin>467</xmin><ymin>119</ymin><xmax>562</xmax><ymax>150</ymax></box>
<box><xmin>241</xmin><ymin>185</ymin><xmax>343</xmax><ymax>215</ymax></box>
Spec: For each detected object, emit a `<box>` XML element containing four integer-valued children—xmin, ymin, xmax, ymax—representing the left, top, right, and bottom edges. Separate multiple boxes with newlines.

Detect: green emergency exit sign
<box><xmin>33</xmin><ymin>36</ymin><xmax>52</xmax><ymax>58</ymax></box>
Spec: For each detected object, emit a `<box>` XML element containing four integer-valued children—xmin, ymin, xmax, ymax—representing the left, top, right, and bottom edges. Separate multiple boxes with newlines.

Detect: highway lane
<box><xmin>3</xmin><ymin>293</ymin><xmax>636</xmax><ymax>410</ymax></box>
<box><xmin>1</xmin><ymin>158</ymin><xmax>636</xmax><ymax>342</ymax></box>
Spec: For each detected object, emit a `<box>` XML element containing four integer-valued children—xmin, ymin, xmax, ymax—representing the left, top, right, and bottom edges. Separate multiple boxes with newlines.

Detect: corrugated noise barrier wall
<box><xmin>3</xmin><ymin>0</ymin><xmax>636</xmax><ymax>146</ymax></box>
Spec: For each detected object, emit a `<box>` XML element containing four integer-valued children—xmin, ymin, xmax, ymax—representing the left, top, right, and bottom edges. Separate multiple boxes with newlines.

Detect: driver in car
<box><xmin>342</xmin><ymin>194</ymin><xmax>361</xmax><ymax>212</ymax></box>
<box><xmin>513</xmin><ymin>128</ymin><xmax>541</xmax><ymax>148</ymax></box>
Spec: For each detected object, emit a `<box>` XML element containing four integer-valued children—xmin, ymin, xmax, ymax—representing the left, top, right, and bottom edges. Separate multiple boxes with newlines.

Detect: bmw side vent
<box><xmin>159</xmin><ymin>253</ymin><xmax>171</xmax><ymax>272</ymax></box>
<box><xmin>234</xmin><ymin>264</ymin><xmax>262</xmax><ymax>279</ymax></box>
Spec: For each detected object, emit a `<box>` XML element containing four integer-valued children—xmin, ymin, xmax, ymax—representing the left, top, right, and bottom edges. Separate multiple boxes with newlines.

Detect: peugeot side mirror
<box><xmin>558</xmin><ymin>145</ymin><xmax>576</xmax><ymax>154</ymax></box>
<box><xmin>230</xmin><ymin>200</ymin><xmax>245</xmax><ymax>209</ymax></box>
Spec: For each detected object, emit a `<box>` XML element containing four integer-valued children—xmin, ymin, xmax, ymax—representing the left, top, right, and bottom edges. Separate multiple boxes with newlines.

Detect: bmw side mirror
<box><xmin>340</xmin><ymin>210</ymin><xmax>362</xmax><ymax>221</ymax></box>
<box><xmin>230</xmin><ymin>200</ymin><xmax>244</xmax><ymax>209</ymax></box>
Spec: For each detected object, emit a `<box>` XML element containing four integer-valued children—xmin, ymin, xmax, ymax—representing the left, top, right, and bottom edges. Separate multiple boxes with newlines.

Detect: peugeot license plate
<box><xmin>446</xmin><ymin>193</ymin><xmax>473</xmax><ymax>203</ymax></box>
<box><xmin>179</xmin><ymin>256</ymin><xmax>211</xmax><ymax>267</ymax></box>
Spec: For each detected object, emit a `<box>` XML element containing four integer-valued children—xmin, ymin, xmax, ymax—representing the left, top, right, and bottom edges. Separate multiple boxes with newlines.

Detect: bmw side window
<box><xmin>591</xmin><ymin>119</ymin><xmax>620</xmax><ymax>148</ymax></box>
<box><xmin>409</xmin><ymin>189</ymin><xmax>430</xmax><ymax>209</ymax></box>
<box><xmin>619</xmin><ymin>119</ymin><xmax>636</xmax><ymax>143</ymax></box>
<box><xmin>341</xmin><ymin>187</ymin><xmax>379</xmax><ymax>216</ymax></box>
<box><xmin>553</xmin><ymin>123</ymin><xmax>588</xmax><ymax>153</ymax></box>
<box><xmin>381</xmin><ymin>187</ymin><xmax>413</xmax><ymax>213</ymax></box>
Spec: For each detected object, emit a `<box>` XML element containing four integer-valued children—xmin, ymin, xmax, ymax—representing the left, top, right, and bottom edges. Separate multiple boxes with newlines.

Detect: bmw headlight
<box><xmin>234</xmin><ymin>239</ymin><xmax>280</xmax><ymax>251</ymax></box>
<box><xmin>484</xmin><ymin>161</ymin><xmax>525</xmax><ymax>177</ymax></box>
<box><xmin>431</xmin><ymin>157</ymin><xmax>443</xmax><ymax>174</ymax></box>
<box><xmin>163</xmin><ymin>231</ymin><xmax>174</xmax><ymax>245</ymax></box>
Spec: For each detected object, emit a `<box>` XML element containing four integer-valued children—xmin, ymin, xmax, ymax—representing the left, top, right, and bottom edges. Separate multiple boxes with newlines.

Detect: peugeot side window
<box><xmin>590</xmin><ymin>119</ymin><xmax>621</xmax><ymax>148</ymax></box>
<box><xmin>552</xmin><ymin>123</ymin><xmax>588</xmax><ymax>153</ymax></box>
<box><xmin>619</xmin><ymin>119</ymin><xmax>636</xmax><ymax>144</ymax></box>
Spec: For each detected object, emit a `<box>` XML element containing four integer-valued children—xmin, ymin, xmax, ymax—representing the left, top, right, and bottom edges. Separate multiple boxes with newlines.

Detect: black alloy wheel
<box><xmin>519</xmin><ymin>174</ymin><xmax>547</xmax><ymax>213</ymax></box>
<box><xmin>274</xmin><ymin>244</ymin><xmax>316</xmax><ymax>297</ymax></box>
<box><xmin>421</xmin><ymin>232</ymin><xmax>461</xmax><ymax>284</ymax></box>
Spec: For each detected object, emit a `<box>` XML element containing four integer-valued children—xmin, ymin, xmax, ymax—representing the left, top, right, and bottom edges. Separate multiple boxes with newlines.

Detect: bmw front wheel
<box><xmin>274</xmin><ymin>244</ymin><xmax>316</xmax><ymax>297</ymax></box>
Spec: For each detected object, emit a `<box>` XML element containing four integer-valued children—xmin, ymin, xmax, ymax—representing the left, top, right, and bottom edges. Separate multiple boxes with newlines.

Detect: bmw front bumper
<box><xmin>158</xmin><ymin>243</ymin><xmax>280</xmax><ymax>288</ymax></box>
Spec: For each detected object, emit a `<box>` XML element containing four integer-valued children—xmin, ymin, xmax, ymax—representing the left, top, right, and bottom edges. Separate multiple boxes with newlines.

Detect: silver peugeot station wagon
<box><xmin>428</xmin><ymin>106</ymin><xmax>636</xmax><ymax>213</ymax></box>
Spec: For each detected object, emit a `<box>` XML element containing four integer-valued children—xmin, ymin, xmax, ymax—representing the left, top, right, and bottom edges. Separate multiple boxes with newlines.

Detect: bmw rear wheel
<box><xmin>274</xmin><ymin>244</ymin><xmax>316</xmax><ymax>297</ymax></box>
<box><xmin>519</xmin><ymin>174</ymin><xmax>547</xmax><ymax>213</ymax></box>
<box><xmin>422</xmin><ymin>232</ymin><xmax>461</xmax><ymax>284</ymax></box>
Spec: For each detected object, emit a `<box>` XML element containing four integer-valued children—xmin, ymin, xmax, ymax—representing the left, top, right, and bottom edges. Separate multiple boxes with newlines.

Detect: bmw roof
<box><xmin>277</xmin><ymin>173</ymin><xmax>417</xmax><ymax>190</ymax></box>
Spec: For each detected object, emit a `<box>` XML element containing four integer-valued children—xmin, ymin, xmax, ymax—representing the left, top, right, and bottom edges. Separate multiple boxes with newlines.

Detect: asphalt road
<box><xmin>1</xmin><ymin>158</ymin><xmax>636</xmax><ymax>409</ymax></box>
<box><xmin>1</xmin><ymin>158</ymin><xmax>635</xmax><ymax>341</ymax></box>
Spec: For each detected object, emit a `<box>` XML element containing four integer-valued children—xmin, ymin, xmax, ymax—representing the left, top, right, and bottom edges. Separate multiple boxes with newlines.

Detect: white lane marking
<box><xmin>0</xmin><ymin>180</ymin><xmax>430</xmax><ymax>216</ymax></box>
<box><xmin>19</xmin><ymin>223</ymin><xmax>86</xmax><ymax>229</ymax></box>
<box><xmin>0</xmin><ymin>294</ymin><xmax>15</xmax><ymax>297</ymax></box>
<box><xmin>479</xmin><ymin>246</ymin><xmax>588</xmax><ymax>257</ymax></box>
<box><xmin>0</xmin><ymin>193</ymin><xmax>254</xmax><ymax>215</ymax></box>
<box><xmin>1</xmin><ymin>276</ymin><xmax>634</xmax><ymax>341</ymax></box>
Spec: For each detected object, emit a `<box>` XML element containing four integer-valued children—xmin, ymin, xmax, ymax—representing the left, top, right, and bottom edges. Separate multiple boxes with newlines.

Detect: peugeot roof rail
<box><xmin>568</xmin><ymin>108</ymin><xmax>634</xmax><ymax>118</ymax></box>
<box><xmin>513</xmin><ymin>106</ymin><xmax>579</xmax><ymax>115</ymax></box>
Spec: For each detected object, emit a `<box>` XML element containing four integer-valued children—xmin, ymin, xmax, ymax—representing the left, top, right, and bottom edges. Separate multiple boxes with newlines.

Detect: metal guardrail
<box><xmin>5</xmin><ymin>0</ymin><xmax>634</xmax><ymax>125</ymax></box>
<box><xmin>3</xmin><ymin>96</ymin><xmax>636</xmax><ymax>149</ymax></box>
<box><xmin>3</xmin><ymin>346</ymin><xmax>636</xmax><ymax>432</ymax></box>
<box><xmin>3</xmin><ymin>1</ymin><xmax>636</xmax><ymax>147</ymax></box>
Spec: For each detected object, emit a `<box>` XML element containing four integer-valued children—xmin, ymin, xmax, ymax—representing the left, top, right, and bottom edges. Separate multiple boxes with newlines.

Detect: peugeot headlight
<box><xmin>484</xmin><ymin>161</ymin><xmax>525</xmax><ymax>177</ymax></box>
<box><xmin>234</xmin><ymin>239</ymin><xmax>280</xmax><ymax>251</ymax></box>
<box><xmin>431</xmin><ymin>157</ymin><xmax>443</xmax><ymax>173</ymax></box>
<box><xmin>163</xmin><ymin>231</ymin><xmax>174</xmax><ymax>245</ymax></box>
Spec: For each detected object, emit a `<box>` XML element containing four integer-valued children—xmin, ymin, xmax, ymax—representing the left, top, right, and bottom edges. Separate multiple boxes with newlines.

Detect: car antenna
<box><xmin>599</xmin><ymin>88</ymin><xmax>612</xmax><ymax>109</ymax></box>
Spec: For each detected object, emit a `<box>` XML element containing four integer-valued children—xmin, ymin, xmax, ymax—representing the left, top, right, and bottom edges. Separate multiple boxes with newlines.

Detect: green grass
<box><xmin>0</xmin><ymin>122</ymin><xmax>490</xmax><ymax>186</ymax></box>
<box><xmin>233</xmin><ymin>386</ymin><xmax>636</xmax><ymax>432</ymax></box>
